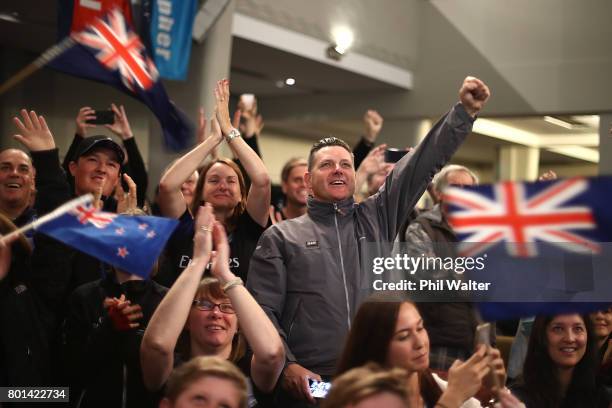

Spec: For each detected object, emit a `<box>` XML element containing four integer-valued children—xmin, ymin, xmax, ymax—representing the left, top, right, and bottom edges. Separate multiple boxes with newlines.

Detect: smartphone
<box><xmin>86</xmin><ymin>109</ymin><xmax>115</xmax><ymax>125</ymax></box>
<box><xmin>240</xmin><ymin>93</ymin><xmax>255</xmax><ymax>111</ymax></box>
<box><xmin>384</xmin><ymin>148</ymin><xmax>409</xmax><ymax>163</ymax></box>
<box><xmin>474</xmin><ymin>322</ymin><xmax>491</xmax><ymax>346</ymax></box>
<box><xmin>308</xmin><ymin>378</ymin><xmax>332</xmax><ymax>399</ymax></box>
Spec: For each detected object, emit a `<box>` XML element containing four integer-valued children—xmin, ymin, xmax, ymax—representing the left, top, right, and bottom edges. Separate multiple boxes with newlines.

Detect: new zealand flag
<box><xmin>37</xmin><ymin>203</ymin><xmax>178</xmax><ymax>278</ymax></box>
<box><xmin>443</xmin><ymin>176</ymin><xmax>612</xmax><ymax>320</ymax></box>
<box><xmin>49</xmin><ymin>8</ymin><xmax>193</xmax><ymax>151</ymax></box>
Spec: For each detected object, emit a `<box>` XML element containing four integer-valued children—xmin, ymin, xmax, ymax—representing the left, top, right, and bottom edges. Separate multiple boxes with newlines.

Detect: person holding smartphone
<box><xmin>336</xmin><ymin>297</ymin><xmax>523</xmax><ymax>408</ymax></box>
<box><xmin>63</xmin><ymin>104</ymin><xmax>149</xmax><ymax>207</ymax></box>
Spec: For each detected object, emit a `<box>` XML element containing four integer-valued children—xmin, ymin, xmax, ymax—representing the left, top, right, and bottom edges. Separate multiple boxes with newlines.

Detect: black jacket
<box><xmin>0</xmin><ymin>233</ymin><xmax>72</xmax><ymax>387</ymax></box>
<box><xmin>403</xmin><ymin>205</ymin><xmax>479</xmax><ymax>351</ymax></box>
<box><xmin>32</xmin><ymin>148</ymin><xmax>119</xmax><ymax>293</ymax></box>
<box><xmin>63</xmin><ymin>274</ymin><xmax>167</xmax><ymax>408</ymax></box>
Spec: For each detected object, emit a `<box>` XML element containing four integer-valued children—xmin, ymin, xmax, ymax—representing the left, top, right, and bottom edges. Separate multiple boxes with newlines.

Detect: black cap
<box><xmin>73</xmin><ymin>135</ymin><xmax>125</xmax><ymax>164</ymax></box>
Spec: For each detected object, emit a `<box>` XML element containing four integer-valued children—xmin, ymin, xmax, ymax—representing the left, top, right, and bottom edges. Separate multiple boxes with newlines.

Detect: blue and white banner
<box><xmin>150</xmin><ymin>0</ymin><xmax>198</xmax><ymax>80</ymax></box>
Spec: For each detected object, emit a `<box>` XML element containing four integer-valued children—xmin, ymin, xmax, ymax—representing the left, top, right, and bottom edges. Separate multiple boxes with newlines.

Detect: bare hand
<box><xmin>494</xmin><ymin>389</ymin><xmax>526</xmax><ymax>408</ymax></box>
<box><xmin>198</xmin><ymin>107</ymin><xmax>222</xmax><ymax>158</ymax></box>
<box><xmin>483</xmin><ymin>347</ymin><xmax>507</xmax><ymax>392</ymax></box>
<box><xmin>363</xmin><ymin>110</ymin><xmax>383</xmax><ymax>143</ymax></box>
<box><xmin>269</xmin><ymin>205</ymin><xmax>283</xmax><ymax>225</ymax></box>
<box><xmin>459</xmin><ymin>76</ymin><xmax>491</xmax><ymax>118</ymax></box>
<box><xmin>445</xmin><ymin>345</ymin><xmax>490</xmax><ymax>404</ymax></box>
<box><xmin>358</xmin><ymin>143</ymin><xmax>387</xmax><ymax>174</ymax></box>
<box><xmin>13</xmin><ymin>109</ymin><xmax>56</xmax><ymax>151</ymax></box>
<box><xmin>538</xmin><ymin>170</ymin><xmax>557</xmax><ymax>181</ymax></box>
<box><xmin>105</xmin><ymin>104</ymin><xmax>133</xmax><ymax>140</ymax></box>
<box><xmin>196</xmin><ymin>107</ymin><xmax>209</xmax><ymax>145</ymax></box>
<box><xmin>238</xmin><ymin>95</ymin><xmax>263</xmax><ymax>138</ymax></box>
<box><xmin>210</xmin><ymin>221</ymin><xmax>235</xmax><ymax>283</ymax></box>
<box><xmin>115</xmin><ymin>173</ymin><xmax>138</xmax><ymax>214</ymax></box>
<box><xmin>244</xmin><ymin>114</ymin><xmax>264</xmax><ymax>138</ymax></box>
<box><xmin>75</xmin><ymin>106</ymin><xmax>97</xmax><ymax>137</ymax></box>
<box><xmin>92</xmin><ymin>178</ymin><xmax>106</xmax><ymax>209</ymax></box>
<box><xmin>104</xmin><ymin>294</ymin><xmax>143</xmax><ymax>330</ymax></box>
<box><xmin>232</xmin><ymin>109</ymin><xmax>242</xmax><ymax>130</ymax></box>
<box><xmin>282</xmin><ymin>363</ymin><xmax>321</xmax><ymax>404</ymax></box>
<box><xmin>214</xmin><ymin>79</ymin><xmax>233</xmax><ymax>135</ymax></box>
<box><xmin>193</xmin><ymin>203</ymin><xmax>215</xmax><ymax>263</ymax></box>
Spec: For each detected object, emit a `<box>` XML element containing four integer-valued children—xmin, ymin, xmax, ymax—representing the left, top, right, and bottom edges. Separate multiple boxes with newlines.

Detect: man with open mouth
<box><xmin>0</xmin><ymin>148</ymin><xmax>36</xmax><ymax>230</ymax></box>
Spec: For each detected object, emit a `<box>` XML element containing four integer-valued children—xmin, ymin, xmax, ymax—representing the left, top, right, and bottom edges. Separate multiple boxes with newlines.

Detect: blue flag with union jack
<box><xmin>49</xmin><ymin>8</ymin><xmax>193</xmax><ymax>151</ymax></box>
<box><xmin>36</xmin><ymin>203</ymin><xmax>178</xmax><ymax>279</ymax></box>
<box><xmin>443</xmin><ymin>176</ymin><xmax>612</xmax><ymax>320</ymax></box>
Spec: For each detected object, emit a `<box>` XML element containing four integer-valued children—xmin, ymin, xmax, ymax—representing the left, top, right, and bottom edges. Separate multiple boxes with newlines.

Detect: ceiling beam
<box><xmin>231</xmin><ymin>13</ymin><xmax>414</xmax><ymax>90</ymax></box>
<box><xmin>545</xmin><ymin>146</ymin><xmax>599</xmax><ymax>163</ymax></box>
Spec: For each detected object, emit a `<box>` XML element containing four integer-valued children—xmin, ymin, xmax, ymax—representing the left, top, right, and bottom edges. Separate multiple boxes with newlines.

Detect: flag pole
<box><xmin>0</xmin><ymin>194</ymin><xmax>93</xmax><ymax>245</ymax></box>
<box><xmin>0</xmin><ymin>36</ymin><xmax>76</xmax><ymax>96</ymax></box>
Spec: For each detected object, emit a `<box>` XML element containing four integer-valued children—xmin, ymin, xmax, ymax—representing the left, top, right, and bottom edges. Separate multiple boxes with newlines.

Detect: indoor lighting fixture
<box><xmin>544</xmin><ymin>116</ymin><xmax>574</xmax><ymax>130</ymax></box>
<box><xmin>285</xmin><ymin>77</ymin><xmax>295</xmax><ymax>86</ymax></box>
<box><xmin>327</xmin><ymin>26</ymin><xmax>353</xmax><ymax>61</ymax></box>
<box><xmin>0</xmin><ymin>12</ymin><xmax>21</xmax><ymax>23</ymax></box>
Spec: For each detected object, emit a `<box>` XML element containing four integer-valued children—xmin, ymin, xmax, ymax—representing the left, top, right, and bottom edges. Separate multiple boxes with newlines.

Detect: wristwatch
<box><xmin>225</xmin><ymin>128</ymin><xmax>241</xmax><ymax>143</ymax></box>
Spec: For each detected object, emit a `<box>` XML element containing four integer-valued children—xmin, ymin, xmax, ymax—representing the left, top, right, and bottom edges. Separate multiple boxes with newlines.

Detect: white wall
<box><xmin>257</xmin><ymin>131</ymin><xmax>313</xmax><ymax>184</ymax></box>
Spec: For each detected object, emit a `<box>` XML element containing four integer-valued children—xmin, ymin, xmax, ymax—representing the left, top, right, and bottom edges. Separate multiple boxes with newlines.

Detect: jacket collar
<box><xmin>423</xmin><ymin>204</ymin><xmax>454</xmax><ymax>232</ymax></box>
<box><xmin>307</xmin><ymin>196</ymin><xmax>355</xmax><ymax>221</ymax></box>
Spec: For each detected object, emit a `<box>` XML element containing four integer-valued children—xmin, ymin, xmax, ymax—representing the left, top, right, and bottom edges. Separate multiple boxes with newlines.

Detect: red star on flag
<box><xmin>117</xmin><ymin>246</ymin><xmax>129</xmax><ymax>258</ymax></box>
<box><xmin>138</xmin><ymin>223</ymin><xmax>148</xmax><ymax>230</ymax></box>
<box><xmin>115</xmin><ymin>227</ymin><xmax>125</xmax><ymax>235</ymax></box>
<box><xmin>146</xmin><ymin>230</ymin><xmax>156</xmax><ymax>239</ymax></box>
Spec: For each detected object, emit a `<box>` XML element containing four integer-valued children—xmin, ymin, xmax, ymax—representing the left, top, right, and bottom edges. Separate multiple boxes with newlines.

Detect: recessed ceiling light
<box><xmin>285</xmin><ymin>78</ymin><xmax>295</xmax><ymax>86</ymax></box>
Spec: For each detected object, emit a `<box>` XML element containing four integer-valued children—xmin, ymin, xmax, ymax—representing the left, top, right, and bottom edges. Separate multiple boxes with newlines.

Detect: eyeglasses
<box><xmin>193</xmin><ymin>299</ymin><xmax>235</xmax><ymax>314</ymax></box>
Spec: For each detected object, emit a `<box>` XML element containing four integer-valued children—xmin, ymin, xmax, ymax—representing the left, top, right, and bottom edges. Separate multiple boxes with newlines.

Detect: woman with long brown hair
<box><xmin>336</xmin><ymin>296</ymin><xmax>522</xmax><ymax>408</ymax></box>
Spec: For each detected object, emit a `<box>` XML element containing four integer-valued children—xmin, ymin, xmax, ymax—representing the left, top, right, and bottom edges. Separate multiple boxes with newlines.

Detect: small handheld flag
<box><xmin>36</xmin><ymin>202</ymin><xmax>178</xmax><ymax>279</ymax></box>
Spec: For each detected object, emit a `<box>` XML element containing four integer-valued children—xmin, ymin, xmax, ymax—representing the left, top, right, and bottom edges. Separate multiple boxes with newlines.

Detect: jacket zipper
<box><xmin>122</xmin><ymin>364</ymin><xmax>127</xmax><ymax>408</ymax></box>
<box><xmin>333</xmin><ymin>203</ymin><xmax>352</xmax><ymax>329</ymax></box>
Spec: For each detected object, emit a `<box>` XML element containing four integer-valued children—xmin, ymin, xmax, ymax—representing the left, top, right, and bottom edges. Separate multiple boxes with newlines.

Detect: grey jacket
<box><xmin>247</xmin><ymin>103</ymin><xmax>474</xmax><ymax>375</ymax></box>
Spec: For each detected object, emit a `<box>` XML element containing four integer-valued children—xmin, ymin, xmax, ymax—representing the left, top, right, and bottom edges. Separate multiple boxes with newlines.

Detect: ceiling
<box><xmin>0</xmin><ymin>2</ymin><xmax>600</xmax><ymax>169</ymax></box>
<box><xmin>0</xmin><ymin>2</ymin><xmax>56</xmax><ymax>53</ymax></box>
<box><xmin>230</xmin><ymin>37</ymin><xmax>401</xmax><ymax>96</ymax></box>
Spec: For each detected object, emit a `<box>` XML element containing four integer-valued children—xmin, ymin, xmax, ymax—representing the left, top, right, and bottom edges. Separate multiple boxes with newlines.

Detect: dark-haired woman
<box><xmin>156</xmin><ymin>80</ymin><xmax>270</xmax><ymax>286</ymax></box>
<box><xmin>510</xmin><ymin>313</ymin><xmax>609</xmax><ymax>407</ymax></box>
<box><xmin>337</xmin><ymin>297</ymin><xmax>523</xmax><ymax>408</ymax></box>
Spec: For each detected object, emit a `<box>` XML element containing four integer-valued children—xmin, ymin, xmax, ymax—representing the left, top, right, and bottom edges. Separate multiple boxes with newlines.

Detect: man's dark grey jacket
<box><xmin>247</xmin><ymin>103</ymin><xmax>475</xmax><ymax>376</ymax></box>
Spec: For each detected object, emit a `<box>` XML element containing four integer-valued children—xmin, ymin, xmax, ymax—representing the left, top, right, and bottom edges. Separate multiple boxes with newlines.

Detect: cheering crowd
<box><xmin>1</xmin><ymin>76</ymin><xmax>611</xmax><ymax>408</ymax></box>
